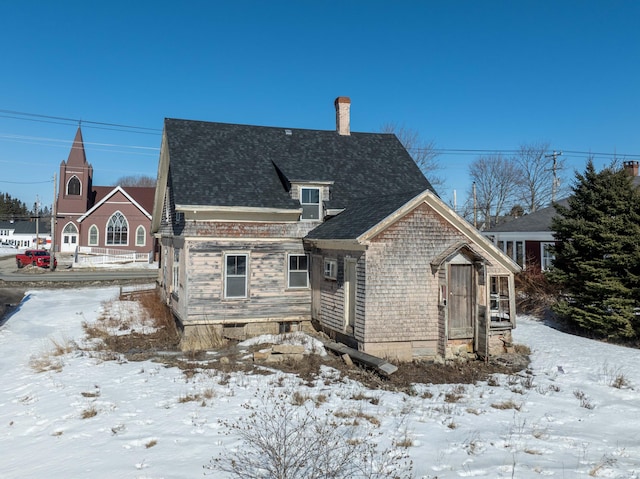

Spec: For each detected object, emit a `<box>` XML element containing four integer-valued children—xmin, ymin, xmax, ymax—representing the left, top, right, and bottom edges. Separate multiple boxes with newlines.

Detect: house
<box><xmin>483</xmin><ymin>160</ymin><xmax>640</xmax><ymax>271</ymax></box>
<box><xmin>0</xmin><ymin>220</ymin><xmax>51</xmax><ymax>249</ymax></box>
<box><xmin>54</xmin><ymin>127</ymin><xmax>156</xmax><ymax>259</ymax></box>
<box><xmin>151</xmin><ymin>98</ymin><xmax>520</xmax><ymax>361</ymax></box>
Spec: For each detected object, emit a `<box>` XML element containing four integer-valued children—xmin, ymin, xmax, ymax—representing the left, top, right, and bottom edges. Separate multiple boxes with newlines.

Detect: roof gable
<box><xmin>78</xmin><ymin>186</ymin><xmax>153</xmax><ymax>222</ymax></box>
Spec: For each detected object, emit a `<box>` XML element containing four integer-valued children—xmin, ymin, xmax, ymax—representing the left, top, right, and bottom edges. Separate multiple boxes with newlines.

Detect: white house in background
<box><xmin>0</xmin><ymin>220</ymin><xmax>52</xmax><ymax>249</ymax></box>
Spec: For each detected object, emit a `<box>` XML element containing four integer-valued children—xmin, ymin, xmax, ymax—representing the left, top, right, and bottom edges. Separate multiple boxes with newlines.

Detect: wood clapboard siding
<box><xmin>183</xmin><ymin>238</ymin><xmax>311</xmax><ymax>323</ymax></box>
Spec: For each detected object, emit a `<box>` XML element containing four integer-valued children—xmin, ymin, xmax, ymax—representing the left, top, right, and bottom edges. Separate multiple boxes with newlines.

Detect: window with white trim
<box><xmin>88</xmin><ymin>225</ymin><xmax>99</xmax><ymax>246</ymax></box>
<box><xmin>288</xmin><ymin>254</ymin><xmax>309</xmax><ymax>288</ymax></box>
<box><xmin>300</xmin><ymin>187</ymin><xmax>321</xmax><ymax>220</ymax></box>
<box><xmin>225</xmin><ymin>254</ymin><xmax>248</xmax><ymax>298</ymax></box>
<box><xmin>136</xmin><ymin>225</ymin><xmax>146</xmax><ymax>246</ymax></box>
<box><xmin>106</xmin><ymin>212</ymin><xmax>128</xmax><ymax>245</ymax></box>
<box><xmin>541</xmin><ymin>242</ymin><xmax>555</xmax><ymax>271</ymax></box>
<box><xmin>67</xmin><ymin>176</ymin><xmax>81</xmax><ymax>196</ymax></box>
<box><xmin>324</xmin><ymin>258</ymin><xmax>337</xmax><ymax>280</ymax></box>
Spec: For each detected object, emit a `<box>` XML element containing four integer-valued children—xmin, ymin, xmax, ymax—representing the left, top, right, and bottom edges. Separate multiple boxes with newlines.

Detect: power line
<box><xmin>408</xmin><ymin>146</ymin><xmax>640</xmax><ymax>159</ymax></box>
<box><xmin>0</xmin><ymin>109</ymin><xmax>162</xmax><ymax>134</ymax></box>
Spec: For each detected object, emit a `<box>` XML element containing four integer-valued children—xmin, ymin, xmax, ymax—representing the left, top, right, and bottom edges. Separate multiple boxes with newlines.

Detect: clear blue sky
<box><xmin>1</xmin><ymin>1</ymin><xmax>639</xmax><ymax>212</ymax></box>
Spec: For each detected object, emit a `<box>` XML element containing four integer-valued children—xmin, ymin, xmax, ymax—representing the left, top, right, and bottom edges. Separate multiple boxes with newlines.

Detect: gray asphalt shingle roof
<box><xmin>484</xmin><ymin>198</ymin><xmax>568</xmax><ymax>233</ymax></box>
<box><xmin>164</xmin><ymin>118</ymin><xmax>434</xmax><ymax>238</ymax></box>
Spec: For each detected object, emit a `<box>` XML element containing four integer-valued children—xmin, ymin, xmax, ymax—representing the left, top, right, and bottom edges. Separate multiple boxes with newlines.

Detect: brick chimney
<box><xmin>624</xmin><ymin>160</ymin><xmax>639</xmax><ymax>177</ymax></box>
<box><xmin>334</xmin><ymin>97</ymin><xmax>351</xmax><ymax>136</ymax></box>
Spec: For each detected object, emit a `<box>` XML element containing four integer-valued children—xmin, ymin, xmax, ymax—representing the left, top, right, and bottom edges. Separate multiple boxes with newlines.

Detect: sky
<box><xmin>1</xmin><ymin>1</ymin><xmax>639</xmax><ymax>212</ymax></box>
<box><xmin>1</xmin><ymin>259</ymin><xmax>640</xmax><ymax>477</ymax></box>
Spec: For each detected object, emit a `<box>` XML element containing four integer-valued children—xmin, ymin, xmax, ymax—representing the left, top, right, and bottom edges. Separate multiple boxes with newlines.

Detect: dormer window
<box><xmin>300</xmin><ymin>187</ymin><xmax>321</xmax><ymax>220</ymax></box>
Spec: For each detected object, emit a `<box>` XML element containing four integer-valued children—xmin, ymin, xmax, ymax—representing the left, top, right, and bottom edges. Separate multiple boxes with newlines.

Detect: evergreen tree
<box><xmin>0</xmin><ymin>192</ymin><xmax>29</xmax><ymax>220</ymax></box>
<box><xmin>548</xmin><ymin>160</ymin><xmax>640</xmax><ymax>340</ymax></box>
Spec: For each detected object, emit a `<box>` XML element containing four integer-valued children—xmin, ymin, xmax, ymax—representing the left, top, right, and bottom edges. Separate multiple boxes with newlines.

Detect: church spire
<box><xmin>66</xmin><ymin>126</ymin><xmax>87</xmax><ymax>166</ymax></box>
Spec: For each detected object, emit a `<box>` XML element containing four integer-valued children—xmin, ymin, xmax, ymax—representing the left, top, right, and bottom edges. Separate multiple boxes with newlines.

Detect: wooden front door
<box><xmin>448</xmin><ymin>264</ymin><xmax>474</xmax><ymax>339</ymax></box>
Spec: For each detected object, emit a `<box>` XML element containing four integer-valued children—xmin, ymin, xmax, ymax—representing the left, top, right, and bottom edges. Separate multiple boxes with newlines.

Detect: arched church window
<box><xmin>106</xmin><ymin>212</ymin><xmax>128</xmax><ymax>245</ymax></box>
<box><xmin>67</xmin><ymin>176</ymin><xmax>81</xmax><ymax>196</ymax></box>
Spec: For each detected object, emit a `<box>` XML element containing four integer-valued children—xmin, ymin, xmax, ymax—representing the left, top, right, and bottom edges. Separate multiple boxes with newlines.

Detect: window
<box><xmin>106</xmin><ymin>212</ymin><xmax>128</xmax><ymax>245</ymax></box>
<box><xmin>541</xmin><ymin>242</ymin><xmax>555</xmax><ymax>271</ymax></box>
<box><xmin>88</xmin><ymin>225</ymin><xmax>98</xmax><ymax>246</ymax></box>
<box><xmin>324</xmin><ymin>258</ymin><xmax>337</xmax><ymax>280</ymax></box>
<box><xmin>136</xmin><ymin>226</ymin><xmax>146</xmax><ymax>246</ymax></box>
<box><xmin>288</xmin><ymin>254</ymin><xmax>309</xmax><ymax>288</ymax></box>
<box><xmin>489</xmin><ymin>276</ymin><xmax>511</xmax><ymax>323</ymax></box>
<box><xmin>515</xmin><ymin>241</ymin><xmax>524</xmax><ymax>267</ymax></box>
<box><xmin>225</xmin><ymin>254</ymin><xmax>248</xmax><ymax>298</ymax></box>
<box><xmin>67</xmin><ymin>176</ymin><xmax>81</xmax><ymax>196</ymax></box>
<box><xmin>173</xmin><ymin>249</ymin><xmax>180</xmax><ymax>294</ymax></box>
<box><xmin>300</xmin><ymin>187</ymin><xmax>321</xmax><ymax>220</ymax></box>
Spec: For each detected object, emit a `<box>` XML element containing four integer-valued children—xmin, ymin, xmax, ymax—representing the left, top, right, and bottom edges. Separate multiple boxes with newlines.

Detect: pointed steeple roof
<box><xmin>66</xmin><ymin>126</ymin><xmax>88</xmax><ymax>166</ymax></box>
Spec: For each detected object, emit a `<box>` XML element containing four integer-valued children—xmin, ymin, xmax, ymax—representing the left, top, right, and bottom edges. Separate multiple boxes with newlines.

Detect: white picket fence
<box><xmin>75</xmin><ymin>246</ymin><xmax>152</xmax><ymax>265</ymax></box>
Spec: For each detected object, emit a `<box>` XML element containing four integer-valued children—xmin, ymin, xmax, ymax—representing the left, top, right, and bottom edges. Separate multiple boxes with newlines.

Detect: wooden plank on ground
<box><xmin>319</xmin><ymin>338</ymin><xmax>398</xmax><ymax>376</ymax></box>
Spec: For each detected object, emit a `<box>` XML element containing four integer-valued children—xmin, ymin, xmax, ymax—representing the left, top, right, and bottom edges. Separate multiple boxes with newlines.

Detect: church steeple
<box><xmin>57</xmin><ymin>126</ymin><xmax>94</xmax><ymax>216</ymax></box>
<box><xmin>66</xmin><ymin>126</ymin><xmax>88</xmax><ymax>166</ymax></box>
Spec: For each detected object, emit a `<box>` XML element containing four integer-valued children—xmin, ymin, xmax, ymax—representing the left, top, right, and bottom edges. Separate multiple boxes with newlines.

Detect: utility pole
<box><xmin>50</xmin><ymin>173</ymin><xmax>56</xmax><ymax>270</ymax></box>
<box><xmin>35</xmin><ymin>195</ymin><xmax>40</xmax><ymax>249</ymax></box>
<box><xmin>545</xmin><ymin>151</ymin><xmax>563</xmax><ymax>203</ymax></box>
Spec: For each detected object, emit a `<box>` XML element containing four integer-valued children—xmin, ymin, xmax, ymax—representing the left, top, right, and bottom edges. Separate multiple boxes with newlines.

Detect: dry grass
<box><xmin>145</xmin><ymin>439</ymin><xmax>158</xmax><ymax>448</ymax></box>
<box><xmin>83</xmin><ymin>289</ymin><xmax>180</xmax><ymax>357</ymax></box>
<box><xmin>29</xmin><ymin>337</ymin><xmax>76</xmax><ymax>373</ymax></box>
<box><xmin>81</xmin><ymin>405</ymin><xmax>98</xmax><ymax>419</ymax></box>
<box><xmin>333</xmin><ymin>409</ymin><xmax>381</xmax><ymax>427</ymax></box>
<box><xmin>491</xmin><ymin>400</ymin><xmax>522</xmax><ymax>411</ymax></box>
<box><xmin>76</xmin><ymin>288</ymin><xmax>529</xmax><ymax>393</ymax></box>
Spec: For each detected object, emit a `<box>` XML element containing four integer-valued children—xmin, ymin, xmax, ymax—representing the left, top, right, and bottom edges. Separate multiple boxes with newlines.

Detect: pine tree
<box><xmin>0</xmin><ymin>192</ymin><xmax>29</xmax><ymax>220</ymax></box>
<box><xmin>548</xmin><ymin>160</ymin><xmax>640</xmax><ymax>340</ymax></box>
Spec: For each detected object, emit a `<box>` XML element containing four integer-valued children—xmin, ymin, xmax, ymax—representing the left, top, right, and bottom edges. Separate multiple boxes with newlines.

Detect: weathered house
<box><xmin>152</xmin><ymin>98</ymin><xmax>520</xmax><ymax>360</ymax></box>
<box><xmin>483</xmin><ymin>160</ymin><xmax>640</xmax><ymax>271</ymax></box>
<box><xmin>55</xmin><ymin>127</ymin><xmax>156</xmax><ymax>257</ymax></box>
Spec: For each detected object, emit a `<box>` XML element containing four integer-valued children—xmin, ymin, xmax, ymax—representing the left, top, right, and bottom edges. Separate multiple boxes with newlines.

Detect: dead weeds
<box><xmin>83</xmin><ymin>289</ymin><xmax>530</xmax><ymax>390</ymax></box>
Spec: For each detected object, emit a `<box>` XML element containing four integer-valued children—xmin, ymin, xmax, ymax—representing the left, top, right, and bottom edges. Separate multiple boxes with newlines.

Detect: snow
<box><xmin>1</xmin><ymin>286</ymin><xmax>640</xmax><ymax>478</ymax></box>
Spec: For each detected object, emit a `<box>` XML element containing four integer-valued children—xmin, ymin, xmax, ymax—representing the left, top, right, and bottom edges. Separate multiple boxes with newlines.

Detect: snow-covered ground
<box><xmin>1</xmin><ymin>285</ymin><xmax>640</xmax><ymax>478</ymax></box>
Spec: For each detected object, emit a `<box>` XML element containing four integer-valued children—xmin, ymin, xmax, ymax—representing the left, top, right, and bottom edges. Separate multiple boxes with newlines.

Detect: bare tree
<box><xmin>206</xmin><ymin>388</ymin><xmax>413</xmax><ymax>479</ymax></box>
<box><xmin>514</xmin><ymin>142</ymin><xmax>565</xmax><ymax>212</ymax></box>
<box><xmin>469</xmin><ymin>154</ymin><xmax>521</xmax><ymax>228</ymax></box>
<box><xmin>380</xmin><ymin>123</ymin><xmax>443</xmax><ymax>188</ymax></box>
<box><xmin>116</xmin><ymin>175</ymin><xmax>156</xmax><ymax>187</ymax></box>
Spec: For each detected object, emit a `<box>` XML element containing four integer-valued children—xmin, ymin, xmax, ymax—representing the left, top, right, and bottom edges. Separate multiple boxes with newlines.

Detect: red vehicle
<box><xmin>15</xmin><ymin>250</ymin><xmax>57</xmax><ymax>269</ymax></box>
